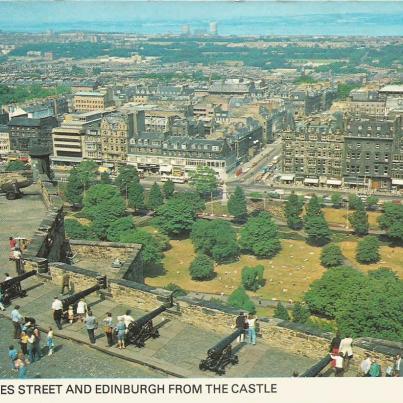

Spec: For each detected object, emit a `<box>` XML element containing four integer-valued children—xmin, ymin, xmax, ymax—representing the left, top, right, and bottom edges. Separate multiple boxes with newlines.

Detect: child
<box><xmin>47</xmin><ymin>327</ymin><xmax>55</xmax><ymax>356</ymax></box>
<box><xmin>68</xmin><ymin>305</ymin><xmax>74</xmax><ymax>324</ymax></box>
<box><xmin>20</xmin><ymin>331</ymin><xmax>28</xmax><ymax>355</ymax></box>
<box><xmin>8</xmin><ymin>345</ymin><xmax>18</xmax><ymax>370</ymax></box>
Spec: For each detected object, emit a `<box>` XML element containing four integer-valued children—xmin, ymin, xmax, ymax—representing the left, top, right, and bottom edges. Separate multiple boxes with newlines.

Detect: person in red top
<box><xmin>9</xmin><ymin>237</ymin><xmax>17</xmax><ymax>250</ymax></box>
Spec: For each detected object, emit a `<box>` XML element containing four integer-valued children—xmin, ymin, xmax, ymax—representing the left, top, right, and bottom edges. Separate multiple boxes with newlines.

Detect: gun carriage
<box><xmin>0</xmin><ymin>270</ymin><xmax>37</xmax><ymax>305</ymax></box>
<box><xmin>199</xmin><ymin>328</ymin><xmax>242</xmax><ymax>375</ymax></box>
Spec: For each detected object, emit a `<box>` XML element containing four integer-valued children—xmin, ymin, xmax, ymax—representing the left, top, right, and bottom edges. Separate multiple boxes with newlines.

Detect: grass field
<box><xmin>339</xmin><ymin>241</ymin><xmax>403</xmax><ymax>278</ymax></box>
<box><xmin>322</xmin><ymin>207</ymin><xmax>381</xmax><ymax>230</ymax></box>
<box><xmin>145</xmin><ymin>238</ymin><xmax>326</xmax><ymax>302</ymax></box>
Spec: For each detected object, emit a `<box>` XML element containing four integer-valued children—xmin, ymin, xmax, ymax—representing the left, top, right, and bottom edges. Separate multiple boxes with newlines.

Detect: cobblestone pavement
<box><xmin>0</xmin><ymin>318</ymin><xmax>164</xmax><ymax>379</ymax></box>
<box><xmin>0</xmin><ymin>185</ymin><xmax>47</xmax><ymax>275</ymax></box>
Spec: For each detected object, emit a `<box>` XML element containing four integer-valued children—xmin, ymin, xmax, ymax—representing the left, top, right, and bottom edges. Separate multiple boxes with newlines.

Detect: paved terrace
<box><xmin>0</xmin><ymin>276</ymin><xmax>316</xmax><ymax>378</ymax></box>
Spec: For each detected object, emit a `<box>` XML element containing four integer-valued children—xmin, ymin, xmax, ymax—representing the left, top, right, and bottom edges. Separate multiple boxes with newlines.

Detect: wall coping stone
<box><xmin>70</xmin><ymin>240</ymin><xmax>141</xmax><ymax>251</ymax></box>
<box><xmin>51</xmin><ymin>262</ymin><xmax>101</xmax><ymax>279</ymax></box>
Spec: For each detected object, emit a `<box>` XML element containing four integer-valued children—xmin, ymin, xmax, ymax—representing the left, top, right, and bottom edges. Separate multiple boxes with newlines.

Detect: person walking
<box><xmin>20</xmin><ymin>331</ymin><xmax>28</xmax><ymax>356</ymax></box>
<box><xmin>8</xmin><ymin>345</ymin><xmax>18</xmax><ymax>370</ymax></box>
<box><xmin>246</xmin><ymin>313</ymin><xmax>257</xmax><ymax>345</ymax></box>
<box><xmin>84</xmin><ymin>311</ymin><xmax>98</xmax><ymax>344</ymax></box>
<box><xmin>115</xmin><ymin>318</ymin><xmax>126</xmax><ymax>349</ymax></box>
<box><xmin>76</xmin><ymin>299</ymin><xmax>87</xmax><ymax>323</ymax></box>
<box><xmin>235</xmin><ymin>312</ymin><xmax>246</xmax><ymax>343</ymax></box>
<box><xmin>339</xmin><ymin>335</ymin><xmax>354</xmax><ymax>371</ymax></box>
<box><xmin>103</xmin><ymin>312</ymin><xmax>114</xmax><ymax>347</ymax></box>
<box><xmin>47</xmin><ymin>327</ymin><xmax>55</xmax><ymax>356</ymax></box>
<box><xmin>10</xmin><ymin>305</ymin><xmax>23</xmax><ymax>339</ymax></box>
<box><xmin>51</xmin><ymin>296</ymin><xmax>63</xmax><ymax>330</ymax></box>
<box><xmin>15</xmin><ymin>352</ymin><xmax>28</xmax><ymax>379</ymax></box>
<box><xmin>61</xmin><ymin>273</ymin><xmax>71</xmax><ymax>295</ymax></box>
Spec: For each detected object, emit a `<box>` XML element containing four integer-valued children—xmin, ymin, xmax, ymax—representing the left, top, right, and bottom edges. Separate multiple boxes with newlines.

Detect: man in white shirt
<box><xmin>117</xmin><ymin>310</ymin><xmax>134</xmax><ymax>331</ymax></box>
<box><xmin>394</xmin><ymin>354</ymin><xmax>402</xmax><ymax>377</ymax></box>
<box><xmin>330</xmin><ymin>352</ymin><xmax>344</xmax><ymax>377</ymax></box>
<box><xmin>360</xmin><ymin>354</ymin><xmax>372</xmax><ymax>376</ymax></box>
<box><xmin>339</xmin><ymin>336</ymin><xmax>353</xmax><ymax>370</ymax></box>
<box><xmin>51</xmin><ymin>296</ymin><xmax>63</xmax><ymax>330</ymax></box>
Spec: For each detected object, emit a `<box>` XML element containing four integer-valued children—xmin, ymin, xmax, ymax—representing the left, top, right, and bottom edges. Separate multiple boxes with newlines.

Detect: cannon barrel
<box><xmin>208</xmin><ymin>328</ymin><xmax>242</xmax><ymax>356</ymax></box>
<box><xmin>300</xmin><ymin>355</ymin><xmax>332</xmax><ymax>377</ymax></box>
<box><xmin>61</xmin><ymin>275</ymin><xmax>107</xmax><ymax>310</ymax></box>
<box><xmin>134</xmin><ymin>304</ymin><xmax>168</xmax><ymax>328</ymax></box>
<box><xmin>0</xmin><ymin>270</ymin><xmax>37</xmax><ymax>292</ymax></box>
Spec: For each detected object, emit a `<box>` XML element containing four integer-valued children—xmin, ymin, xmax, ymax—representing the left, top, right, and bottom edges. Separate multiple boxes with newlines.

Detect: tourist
<box><xmin>235</xmin><ymin>312</ymin><xmax>246</xmax><ymax>343</ymax></box>
<box><xmin>51</xmin><ymin>296</ymin><xmax>63</xmax><ymax>330</ymax></box>
<box><xmin>115</xmin><ymin>318</ymin><xmax>126</xmax><ymax>349</ymax></box>
<box><xmin>47</xmin><ymin>327</ymin><xmax>55</xmax><ymax>356</ymax></box>
<box><xmin>329</xmin><ymin>332</ymin><xmax>341</xmax><ymax>369</ymax></box>
<box><xmin>246</xmin><ymin>313</ymin><xmax>257</xmax><ymax>345</ymax></box>
<box><xmin>27</xmin><ymin>330</ymin><xmax>36</xmax><ymax>363</ymax></box>
<box><xmin>394</xmin><ymin>353</ymin><xmax>402</xmax><ymax>377</ymax></box>
<box><xmin>10</xmin><ymin>305</ymin><xmax>23</xmax><ymax>339</ymax></box>
<box><xmin>15</xmin><ymin>352</ymin><xmax>28</xmax><ymax>379</ymax></box>
<box><xmin>61</xmin><ymin>273</ymin><xmax>71</xmax><ymax>295</ymax></box>
<box><xmin>12</xmin><ymin>247</ymin><xmax>24</xmax><ymax>276</ymax></box>
<box><xmin>386</xmin><ymin>361</ymin><xmax>395</xmax><ymax>377</ymax></box>
<box><xmin>20</xmin><ymin>331</ymin><xmax>28</xmax><ymax>356</ymax></box>
<box><xmin>84</xmin><ymin>310</ymin><xmax>98</xmax><ymax>344</ymax></box>
<box><xmin>330</xmin><ymin>352</ymin><xmax>344</xmax><ymax>377</ymax></box>
<box><xmin>67</xmin><ymin>305</ymin><xmax>74</xmax><ymax>324</ymax></box>
<box><xmin>103</xmin><ymin>312</ymin><xmax>114</xmax><ymax>347</ymax></box>
<box><xmin>368</xmin><ymin>359</ymin><xmax>382</xmax><ymax>377</ymax></box>
<box><xmin>359</xmin><ymin>354</ymin><xmax>372</xmax><ymax>376</ymax></box>
<box><xmin>8</xmin><ymin>345</ymin><xmax>18</xmax><ymax>370</ymax></box>
<box><xmin>76</xmin><ymin>299</ymin><xmax>87</xmax><ymax>323</ymax></box>
<box><xmin>9</xmin><ymin>236</ymin><xmax>16</xmax><ymax>251</ymax></box>
<box><xmin>33</xmin><ymin>326</ymin><xmax>41</xmax><ymax>361</ymax></box>
<box><xmin>339</xmin><ymin>335</ymin><xmax>354</xmax><ymax>371</ymax></box>
<box><xmin>118</xmin><ymin>310</ymin><xmax>134</xmax><ymax>332</ymax></box>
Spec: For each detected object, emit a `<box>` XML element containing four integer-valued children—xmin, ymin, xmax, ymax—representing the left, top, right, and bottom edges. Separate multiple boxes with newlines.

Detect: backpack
<box><xmin>369</xmin><ymin>363</ymin><xmax>381</xmax><ymax>377</ymax></box>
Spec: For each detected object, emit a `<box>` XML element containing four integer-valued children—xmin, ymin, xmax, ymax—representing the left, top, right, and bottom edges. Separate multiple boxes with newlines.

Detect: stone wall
<box><xmin>69</xmin><ymin>240</ymin><xmax>143</xmax><ymax>283</ymax></box>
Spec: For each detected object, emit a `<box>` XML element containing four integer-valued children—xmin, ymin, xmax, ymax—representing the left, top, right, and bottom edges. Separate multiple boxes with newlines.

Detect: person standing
<box><xmin>51</xmin><ymin>296</ymin><xmax>63</xmax><ymax>330</ymax></box>
<box><xmin>118</xmin><ymin>310</ymin><xmax>134</xmax><ymax>332</ymax></box>
<box><xmin>27</xmin><ymin>330</ymin><xmax>36</xmax><ymax>363</ymax></box>
<box><xmin>235</xmin><ymin>312</ymin><xmax>246</xmax><ymax>343</ymax></box>
<box><xmin>33</xmin><ymin>326</ymin><xmax>41</xmax><ymax>361</ymax></box>
<box><xmin>339</xmin><ymin>335</ymin><xmax>354</xmax><ymax>371</ymax></box>
<box><xmin>67</xmin><ymin>305</ymin><xmax>74</xmax><ymax>324</ymax></box>
<box><xmin>359</xmin><ymin>354</ymin><xmax>372</xmax><ymax>376</ymax></box>
<box><xmin>103</xmin><ymin>312</ymin><xmax>114</xmax><ymax>347</ymax></box>
<box><xmin>330</xmin><ymin>352</ymin><xmax>344</xmax><ymax>377</ymax></box>
<box><xmin>15</xmin><ymin>352</ymin><xmax>28</xmax><ymax>379</ymax></box>
<box><xmin>20</xmin><ymin>331</ymin><xmax>28</xmax><ymax>356</ymax></box>
<box><xmin>76</xmin><ymin>299</ymin><xmax>87</xmax><ymax>323</ymax></box>
<box><xmin>8</xmin><ymin>345</ymin><xmax>18</xmax><ymax>370</ymax></box>
<box><xmin>9</xmin><ymin>237</ymin><xmax>16</xmax><ymax>251</ymax></box>
<box><xmin>115</xmin><ymin>318</ymin><xmax>126</xmax><ymax>349</ymax></box>
<box><xmin>12</xmin><ymin>247</ymin><xmax>24</xmax><ymax>276</ymax></box>
<box><xmin>10</xmin><ymin>305</ymin><xmax>23</xmax><ymax>339</ymax></box>
<box><xmin>47</xmin><ymin>327</ymin><xmax>55</xmax><ymax>356</ymax></box>
<box><xmin>61</xmin><ymin>273</ymin><xmax>71</xmax><ymax>295</ymax></box>
<box><xmin>84</xmin><ymin>311</ymin><xmax>98</xmax><ymax>344</ymax></box>
<box><xmin>394</xmin><ymin>353</ymin><xmax>402</xmax><ymax>377</ymax></box>
<box><xmin>329</xmin><ymin>332</ymin><xmax>341</xmax><ymax>369</ymax></box>
<box><xmin>246</xmin><ymin>313</ymin><xmax>257</xmax><ymax>345</ymax></box>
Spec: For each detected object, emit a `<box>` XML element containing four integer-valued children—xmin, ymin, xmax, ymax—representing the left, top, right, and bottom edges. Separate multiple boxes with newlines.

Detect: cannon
<box><xmin>61</xmin><ymin>275</ymin><xmax>107</xmax><ymax>319</ymax></box>
<box><xmin>0</xmin><ymin>270</ymin><xmax>37</xmax><ymax>305</ymax></box>
<box><xmin>126</xmin><ymin>293</ymin><xmax>174</xmax><ymax>348</ymax></box>
<box><xmin>199</xmin><ymin>328</ymin><xmax>242</xmax><ymax>375</ymax></box>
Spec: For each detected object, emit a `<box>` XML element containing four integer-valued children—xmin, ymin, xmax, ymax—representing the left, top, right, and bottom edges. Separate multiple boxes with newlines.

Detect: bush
<box><xmin>273</xmin><ymin>302</ymin><xmax>290</xmax><ymax>321</ymax></box>
<box><xmin>292</xmin><ymin>302</ymin><xmax>311</xmax><ymax>323</ymax></box>
<box><xmin>227</xmin><ymin>287</ymin><xmax>256</xmax><ymax>314</ymax></box>
<box><xmin>64</xmin><ymin>219</ymin><xmax>92</xmax><ymax>239</ymax></box>
<box><xmin>241</xmin><ymin>265</ymin><xmax>265</xmax><ymax>291</ymax></box>
<box><xmin>348</xmin><ymin>194</ymin><xmax>364</xmax><ymax>210</ymax></box>
<box><xmin>164</xmin><ymin>283</ymin><xmax>187</xmax><ymax>296</ymax></box>
<box><xmin>356</xmin><ymin>236</ymin><xmax>380</xmax><ymax>264</ymax></box>
<box><xmin>189</xmin><ymin>253</ymin><xmax>215</xmax><ymax>281</ymax></box>
<box><xmin>320</xmin><ymin>244</ymin><xmax>344</xmax><ymax>268</ymax></box>
<box><xmin>106</xmin><ymin>217</ymin><xmax>135</xmax><ymax>242</ymax></box>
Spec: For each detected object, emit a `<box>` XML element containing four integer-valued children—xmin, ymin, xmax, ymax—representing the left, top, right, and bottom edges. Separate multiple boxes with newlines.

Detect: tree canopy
<box><xmin>349</xmin><ymin>206</ymin><xmax>369</xmax><ymax>235</ymax></box>
<box><xmin>189</xmin><ymin>165</ymin><xmax>219</xmax><ymax>195</ymax></box>
<box><xmin>356</xmin><ymin>236</ymin><xmax>380</xmax><ymax>264</ymax></box>
<box><xmin>304</xmin><ymin>215</ymin><xmax>332</xmax><ymax>246</ymax></box>
<box><xmin>128</xmin><ymin>182</ymin><xmax>145</xmax><ymax>210</ymax></box>
<box><xmin>284</xmin><ymin>192</ymin><xmax>304</xmax><ymax>230</ymax></box>
<box><xmin>162</xmin><ymin>179</ymin><xmax>175</xmax><ymax>199</ymax></box>
<box><xmin>106</xmin><ymin>217</ymin><xmax>135</xmax><ymax>242</ymax></box>
<box><xmin>227</xmin><ymin>287</ymin><xmax>256</xmax><ymax>314</ymax></box>
<box><xmin>147</xmin><ymin>182</ymin><xmax>164</xmax><ymax>210</ymax></box>
<box><xmin>274</xmin><ymin>302</ymin><xmax>290</xmax><ymax>321</ymax></box>
<box><xmin>227</xmin><ymin>185</ymin><xmax>247</xmax><ymax>222</ymax></box>
<box><xmin>378</xmin><ymin>203</ymin><xmax>403</xmax><ymax>243</ymax></box>
<box><xmin>320</xmin><ymin>244</ymin><xmax>344</xmax><ymax>268</ymax></box>
<box><xmin>5</xmin><ymin>160</ymin><xmax>29</xmax><ymax>171</ymax></box>
<box><xmin>115</xmin><ymin>165</ymin><xmax>139</xmax><ymax>194</ymax></box>
<box><xmin>189</xmin><ymin>253</ymin><xmax>215</xmax><ymax>281</ymax></box>
<box><xmin>241</xmin><ymin>265</ymin><xmax>265</xmax><ymax>291</ymax></box>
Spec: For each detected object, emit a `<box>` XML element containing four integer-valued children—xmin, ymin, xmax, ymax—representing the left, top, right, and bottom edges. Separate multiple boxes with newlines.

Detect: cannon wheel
<box><xmin>199</xmin><ymin>361</ymin><xmax>207</xmax><ymax>371</ymax></box>
<box><xmin>231</xmin><ymin>355</ymin><xmax>239</xmax><ymax>365</ymax></box>
<box><xmin>6</xmin><ymin>191</ymin><xmax>17</xmax><ymax>200</ymax></box>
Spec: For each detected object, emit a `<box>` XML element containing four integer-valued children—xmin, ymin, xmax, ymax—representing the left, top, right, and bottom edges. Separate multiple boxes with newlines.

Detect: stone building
<box><xmin>0</xmin><ymin>125</ymin><xmax>10</xmax><ymax>158</ymax></box>
<box><xmin>73</xmin><ymin>90</ymin><xmax>113</xmax><ymax>113</ymax></box>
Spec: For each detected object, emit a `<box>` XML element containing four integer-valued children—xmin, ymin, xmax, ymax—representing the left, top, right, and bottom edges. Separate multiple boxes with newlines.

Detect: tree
<box><xmin>366</xmin><ymin>195</ymin><xmax>379</xmax><ymax>211</ymax></box>
<box><xmin>292</xmin><ymin>302</ymin><xmax>311</xmax><ymax>323</ymax></box>
<box><xmin>65</xmin><ymin>161</ymin><xmax>98</xmax><ymax>205</ymax></box>
<box><xmin>82</xmin><ymin>184</ymin><xmax>126</xmax><ymax>240</ymax></box>
<box><xmin>106</xmin><ymin>217</ymin><xmax>135</xmax><ymax>242</ymax></box>
<box><xmin>320</xmin><ymin>244</ymin><xmax>344</xmax><ymax>268</ymax></box>
<box><xmin>304</xmin><ymin>215</ymin><xmax>332</xmax><ymax>246</ymax></box>
<box><xmin>128</xmin><ymin>182</ymin><xmax>145</xmax><ymax>210</ymax></box>
<box><xmin>191</xmin><ymin>219</ymin><xmax>239</xmax><ymax>263</ymax></box>
<box><xmin>155</xmin><ymin>192</ymin><xmax>200</xmax><ymax>235</ymax></box>
<box><xmin>162</xmin><ymin>179</ymin><xmax>175</xmax><ymax>199</ymax></box>
<box><xmin>356</xmin><ymin>236</ymin><xmax>380</xmax><ymax>264</ymax></box>
<box><xmin>348</xmin><ymin>194</ymin><xmax>364</xmax><ymax>210</ymax></box>
<box><xmin>189</xmin><ymin>165</ymin><xmax>218</xmax><ymax>196</ymax></box>
<box><xmin>227</xmin><ymin>185</ymin><xmax>247</xmax><ymax>222</ymax></box>
<box><xmin>115</xmin><ymin>165</ymin><xmax>139</xmax><ymax>194</ymax></box>
<box><xmin>189</xmin><ymin>253</ymin><xmax>215</xmax><ymax>281</ymax></box>
<box><xmin>378</xmin><ymin>203</ymin><xmax>403</xmax><ymax>243</ymax></box>
<box><xmin>99</xmin><ymin>171</ymin><xmax>112</xmax><ymax>184</ymax></box>
<box><xmin>331</xmin><ymin>193</ymin><xmax>342</xmax><ymax>209</ymax></box>
<box><xmin>241</xmin><ymin>265</ymin><xmax>264</xmax><ymax>291</ymax></box>
<box><xmin>147</xmin><ymin>182</ymin><xmax>163</xmax><ymax>210</ymax></box>
<box><xmin>75</xmin><ymin>160</ymin><xmax>98</xmax><ymax>189</ymax></box>
<box><xmin>304</xmin><ymin>266</ymin><xmax>367</xmax><ymax>318</ymax></box>
<box><xmin>305</xmin><ymin>195</ymin><xmax>322</xmax><ymax>217</ymax></box>
<box><xmin>274</xmin><ymin>302</ymin><xmax>290</xmax><ymax>321</ymax></box>
<box><xmin>349</xmin><ymin>206</ymin><xmax>369</xmax><ymax>235</ymax></box>
<box><xmin>65</xmin><ymin>168</ymin><xmax>85</xmax><ymax>205</ymax></box>
<box><xmin>227</xmin><ymin>287</ymin><xmax>256</xmax><ymax>314</ymax></box>
<box><xmin>240</xmin><ymin>212</ymin><xmax>281</xmax><ymax>259</ymax></box>
<box><xmin>5</xmin><ymin>160</ymin><xmax>28</xmax><ymax>171</ymax></box>
<box><xmin>284</xmin><ymin>193</ymin><xmax>304</xmax><ymax>230</ymax></box>
<box><xmin>64</xmin><ymin>219</ymin><xmax>92</xmax><ymax>239</ymax></box>
<box><xmin>120</xmin><ymin>229</ymin><xmax>164</xmax><ymax>266</ymax></box>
